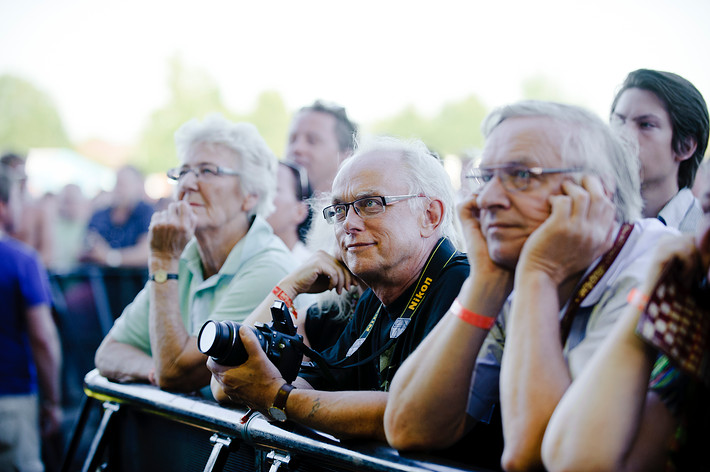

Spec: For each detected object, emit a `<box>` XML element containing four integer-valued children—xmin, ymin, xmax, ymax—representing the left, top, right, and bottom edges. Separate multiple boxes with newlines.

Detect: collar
<box><xmin>181</xmin><ymin>215</ymin><xmax>275</xmax><ymax>282</ymax></box>
<box><xmin>657</xmin><ymin>188</ymin><xmax>701</xmax><ymax>230</ymax></box>
<box><xmin>578</xmin><ymin>218</ymin><xmax>675</xmax><ymax>308</ymax></box>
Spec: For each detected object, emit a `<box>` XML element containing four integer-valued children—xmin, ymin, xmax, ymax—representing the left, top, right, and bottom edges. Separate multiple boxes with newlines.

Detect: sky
<box><xmin>1</xmin><ymin>0</ymin><xmax>709</xmax><ymax>146</ymax></box>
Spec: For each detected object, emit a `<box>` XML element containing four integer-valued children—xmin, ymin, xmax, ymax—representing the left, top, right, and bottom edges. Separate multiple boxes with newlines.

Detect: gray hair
<box><xmin>482</xmin><ymin>100</ymin><xmax>642</xmax><ymax>222</ymax></box>
<box><xmin>336</xmin><ymin>135</ymin><xmax>463</xmax><ymax>248</ymax></box>
<box><xmin>174</xmin><ymin>113</ymin><xmax>278</xmax><ymax>217</ymax></box>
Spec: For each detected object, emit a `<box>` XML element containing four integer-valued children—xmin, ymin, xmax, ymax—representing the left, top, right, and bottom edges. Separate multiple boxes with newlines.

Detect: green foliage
<box><xmin>133</xmin><ymin>58</ymin><xmax>291</xmax><ymax>173</ymax></box>
<box><xmin>521</xmin><ymin>74</ymin><xmax>569</xmax><ymax>103</ymax></box>
<box><xmin>428</xmin><ymin>96</ymin><xmax>487</xmax><ymax>155</ymax></box>
<box><xmin>133</xmin><ymin>58</ymin><xmax>233</xmax><ymax>173</ymax></box>
<box><xmin>0</xmin><ymin>75</ymin><xmax>70</xmax><ymax>153</ymax></box>
<box><xmin>248</xmin><ymin>91</ymin><xmax>290</xmax><ymax>158</ymax></box>
<box><xmin>370</xmin><ymin>105</ymin><xmax>430</xmax><ymax>142</ymax></box>
<box><xmin>371</xmin><ymin>95</ymin><xmax>487</xmax><ymax>158</ymax></box>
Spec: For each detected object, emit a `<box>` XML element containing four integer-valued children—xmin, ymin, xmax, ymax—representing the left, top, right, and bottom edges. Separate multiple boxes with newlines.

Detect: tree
<box><xmin>371</xmin><ymin>96</ymin><xmax>487</xmax><ymax>157</ymax></box>
<box><xmin>246</xmin><ymin>90</ymin><xmax>290</xmax><ymax>158</ymax></box>
<box><xmin>370</xmin><ymin>105</ymin><xmax>431</xmax><ymax>143</ymax></box>
<box><xmin>133</xmin><ymin>57</ymin><xmax>233</xmax><ymax>174</ymax></box>
<box><xmin>134</xmin><ymin>58</ymin><xmax>291</xmax><ymax>173</ymax></box>
<box><xmin>0</xmin><ymin>75</ymin><xmax>70</xmax><ymax>153</ymax></box>
<box><xmin>428</xmin><ymin>95</ymin><xmax>487</xmax><ymax>156</ymax></box>
<box><xmin>521</xmin><ymin>74</ymin><xmax>570</xmax><ymax>103</ymax></box>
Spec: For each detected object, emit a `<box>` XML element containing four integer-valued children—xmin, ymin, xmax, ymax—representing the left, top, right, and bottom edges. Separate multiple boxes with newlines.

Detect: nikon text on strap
<box><xmin>336</xmin><ymin>237</ymin><xmax>458</xmax><ymax>366</ymax></box>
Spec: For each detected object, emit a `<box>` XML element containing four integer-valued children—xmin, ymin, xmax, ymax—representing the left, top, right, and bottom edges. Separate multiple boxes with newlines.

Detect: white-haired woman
<box><xmin>95</xmin><ymin>114</ymin><xmax>296</xmax><ymax>393</ymax></box>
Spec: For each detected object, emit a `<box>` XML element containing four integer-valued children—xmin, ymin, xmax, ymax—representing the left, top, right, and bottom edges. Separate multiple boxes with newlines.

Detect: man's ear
<box><xmin>675</xmin><ymin>136</ymin><xmax>698</xmax><ymax>163</ymax></box>
<box><xmin>420</xmin><ymin>198</ymin><xmax>444</xmax><ymax>238</ymax></box>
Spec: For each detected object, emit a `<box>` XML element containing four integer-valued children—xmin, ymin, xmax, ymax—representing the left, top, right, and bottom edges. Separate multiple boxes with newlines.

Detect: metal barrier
<box><xmin>65</xmin><ymin>370</ymin><xmax>494</xmax><ymax>472</ymax></box>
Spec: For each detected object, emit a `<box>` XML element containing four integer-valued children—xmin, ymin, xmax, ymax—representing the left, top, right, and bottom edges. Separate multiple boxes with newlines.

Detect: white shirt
<box><xmin>657</xmin><ymin>188</ymin><xmax>703</xmax><ymax>234</ymax></box>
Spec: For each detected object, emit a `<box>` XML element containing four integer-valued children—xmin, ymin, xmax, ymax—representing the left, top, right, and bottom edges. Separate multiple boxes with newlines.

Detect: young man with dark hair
<box><xmin>611</xmin><ymin>68</ymin><xmax>709</xmax><ymax>232</ymax></box>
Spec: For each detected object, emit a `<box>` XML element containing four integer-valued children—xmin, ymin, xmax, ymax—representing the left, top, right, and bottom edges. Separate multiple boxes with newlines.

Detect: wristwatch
<box><xmin>149</xmin><ymin>269</ymin><xmax>179</xmax><ymax>284</ymax></box>
<box><xmin>268</xmin><ymin>383</ymin><xmax>295</xmax><ymax>422</ymax></box>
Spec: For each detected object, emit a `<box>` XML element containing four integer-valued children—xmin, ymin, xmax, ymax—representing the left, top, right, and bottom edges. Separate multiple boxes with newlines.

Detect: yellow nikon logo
<box><xmin>408</xmin><ymin>277</ymin><xmax>433</xmax><ymax>310</ymax></box>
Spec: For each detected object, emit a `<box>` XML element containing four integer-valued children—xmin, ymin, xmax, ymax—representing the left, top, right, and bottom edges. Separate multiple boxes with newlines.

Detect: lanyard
<box><xmin>343</xmin><ymin>237</ymin><xmax>457</xmax><ymax>359</ymax></box>
<box><xmin>559</xmin><ymin>222</ymin><xmax>634</xmax><ymax>344</ymax></box>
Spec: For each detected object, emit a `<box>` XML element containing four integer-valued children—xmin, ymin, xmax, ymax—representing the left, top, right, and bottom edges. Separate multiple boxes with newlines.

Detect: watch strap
<box><xmin>270</xmin><ymin>383</ymin><xmax>295</xmax><ymax>420</ymax></box>
<box><xmin>149</xmin><ymin>270</ymin><xmax>179</xmax><ymax>283</ymax></box>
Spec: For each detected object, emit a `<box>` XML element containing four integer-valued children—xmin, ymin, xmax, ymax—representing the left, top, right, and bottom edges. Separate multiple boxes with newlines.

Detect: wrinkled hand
<box><xmin>149</xmin><ymin>201</ymin><xmax>196</xmax><ymax>259</ymax></box>
<box><xmin>207</xmin><ymin>326</ymin><xmax>284</xmax><ymax>412</ymax></box>
<box><xmin>279</xmin><ymin>250</ymin><xmax>360</xmax><ymax>297</ymax></box>
<box><xmin>518</xmin><ymin>175</ymin><xmax>616</xmax><ymax>285</ymax></box>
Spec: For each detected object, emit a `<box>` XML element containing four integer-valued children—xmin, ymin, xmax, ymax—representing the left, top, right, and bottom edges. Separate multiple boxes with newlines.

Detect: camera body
<box><xmin>198</xmin><ymin>300</ymin><xmax>304</xmax><ymax>383</ymax></box>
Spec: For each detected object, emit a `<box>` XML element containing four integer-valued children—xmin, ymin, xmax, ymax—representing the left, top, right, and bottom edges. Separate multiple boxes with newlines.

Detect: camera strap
<box><xmin>335</xmin><ymin>237</ymin><xmax>458</xmax><ymax>366</ymax></box>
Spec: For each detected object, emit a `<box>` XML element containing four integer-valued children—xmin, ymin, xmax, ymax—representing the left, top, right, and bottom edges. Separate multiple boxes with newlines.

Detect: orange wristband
<box><xmin>627</xmin><ymin>288</ymin><xmax>649</xmax><ymax>311</ymax></box>
<box><xmin>272</xmin><ymin>285</ymin><xmax>298</xmax><ymax>319</ymax></box>
<box><xmin>451</xmin><ymin>298</ymin><xmax>496</xmax><ymax>330</ymax></box>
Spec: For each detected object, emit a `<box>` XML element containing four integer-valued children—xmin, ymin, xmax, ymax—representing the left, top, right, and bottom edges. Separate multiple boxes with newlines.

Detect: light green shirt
<box><xmin>109</xmin><ymin>216</ymin><xmax>296</xmax><ymax>355</ymax></box>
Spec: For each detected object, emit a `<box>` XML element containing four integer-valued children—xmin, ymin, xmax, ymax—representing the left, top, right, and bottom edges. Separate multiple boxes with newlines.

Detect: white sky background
<box><xmin>1</xmin><ymin>0</ymin><xmax>709</xmax><ymax>145</ymax></box>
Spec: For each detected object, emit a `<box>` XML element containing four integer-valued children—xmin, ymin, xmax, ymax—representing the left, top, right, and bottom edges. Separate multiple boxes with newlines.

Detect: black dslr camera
<box><xmin>197</xmin><ymin>301</ymin><xmax>304</xmax><ymax>383</ymax></box>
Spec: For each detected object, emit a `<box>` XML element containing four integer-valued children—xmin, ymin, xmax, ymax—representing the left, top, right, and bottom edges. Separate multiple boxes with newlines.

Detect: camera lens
<box><xmin>198</xmin><ymin>321</ymin><xmax>219</xmax><ymax>353</ymax></box>
<box><xmin>198</xmin><ymin>320</ymin><xmax>249</xmax><ymax>366</ymax></box>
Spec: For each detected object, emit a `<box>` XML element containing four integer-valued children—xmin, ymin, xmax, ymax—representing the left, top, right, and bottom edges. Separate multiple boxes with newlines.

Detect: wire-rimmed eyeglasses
<box><xmin>322</xmin><ymin>194</ymin><xmax>425</xmax><ymax>224</ymax></box>
<box><xmin>167</xmin><ymin>163</ymin><xmax>241</xmax><ymax>181</ymax></box>
<box><xmin>466</xmin><ymin>164</ymin><xmax>582</xmax><ymax>193</ymax></box>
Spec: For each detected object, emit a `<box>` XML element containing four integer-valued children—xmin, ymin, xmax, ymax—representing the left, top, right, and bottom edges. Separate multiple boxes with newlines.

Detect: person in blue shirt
<box><xmin>81</xmin><ymin>165</ymin><xmax>155</xmax><ymax>268</ymax></box>
<box><xmin>0</xmin><ymin>168</ymin><xmax>62</xmax><ymax>472</ymax></box>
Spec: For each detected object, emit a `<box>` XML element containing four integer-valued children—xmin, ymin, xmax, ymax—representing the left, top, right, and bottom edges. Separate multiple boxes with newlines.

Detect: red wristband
<box><xmin>451</xmin><ymin>298</ymin><xmax>496</xmax><ymax>330</ymax></box>
<box><xmin>627</xmin><ymin>288</ymin><xmax>649</xmax><ymax>311</ymax></box>
<box><xmin>272</xmin><ymin>285</ymin><xmax>298</xmax><ymax>319</ymax></box>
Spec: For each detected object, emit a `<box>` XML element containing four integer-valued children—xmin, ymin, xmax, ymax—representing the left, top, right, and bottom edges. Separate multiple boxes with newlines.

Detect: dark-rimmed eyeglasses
<box><xmin>323</xmin><ymin>194</ymin><xmax>424</xmax><ymax>224</ymax></box>
<box><xmin>167</xmin><ymin>164</ymin><xmax>241</xmax><ymax>182</ymax></box>
<box><xmin>466</xmin><ymin>164</ymin><xmax>582</xmax><ymax>193</ymax></box>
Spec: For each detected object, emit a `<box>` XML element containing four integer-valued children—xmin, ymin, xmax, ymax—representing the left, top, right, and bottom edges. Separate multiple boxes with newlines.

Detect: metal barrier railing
<box><xmin>64</xmin><ymin>370</ymin><xmax>493</xmax><ymax>472</ymax></box>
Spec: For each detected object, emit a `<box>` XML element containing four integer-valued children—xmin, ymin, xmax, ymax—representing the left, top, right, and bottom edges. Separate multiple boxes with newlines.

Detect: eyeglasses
<box><xmin>167</xmin><ymin>163</ymin><xmax>241</xmax><ymax>182</ymax></box>
<box><xmin>466</xmin><ymin>164</ymin><xmax>582</xmax><ymax>193</ymax></box>
<box><xmin>322</xmin><ymin>194</ymin><xmax>424</xmax><ymax>224</ymax></box>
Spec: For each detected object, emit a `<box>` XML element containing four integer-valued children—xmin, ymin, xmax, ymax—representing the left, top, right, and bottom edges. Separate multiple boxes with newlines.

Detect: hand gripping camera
<box><xmin>197</xmin><ymin>301</ymin><xmax>304</xmax><ymax>383</ymax></box>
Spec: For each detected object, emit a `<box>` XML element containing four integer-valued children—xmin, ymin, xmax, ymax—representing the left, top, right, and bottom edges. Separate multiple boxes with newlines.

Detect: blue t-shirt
<box><xmin>87</xmin><ymin>200</ymin><xmax>154</xmax><ymax>248</ymax></box>
<box><xmin>0</xmin><ymin>237</ymin><xmax>52</xmax><ymax>396</ymax></box>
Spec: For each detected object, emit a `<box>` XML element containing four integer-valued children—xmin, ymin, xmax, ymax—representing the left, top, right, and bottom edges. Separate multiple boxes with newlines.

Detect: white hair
<box><xmin>482</xmin><ymin>101</ymin><xmax>642</xmax><ymax>222</ymax></box>
<box><xmin>335</xmin><ymin>135</ymin><xmax>463</xmax><ymax>248</ymax></box>
<box><xmin>174</xmin><ymin>113</ymin><xmax>278</xmax><ymax>217</ymax></box>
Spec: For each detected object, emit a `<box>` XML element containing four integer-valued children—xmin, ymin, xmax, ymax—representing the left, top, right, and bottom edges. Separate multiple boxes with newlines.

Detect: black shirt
<box><xmin>300</xmin><ymin>244</ymin><xmax>469</xmax><ymax>392</ymax></box>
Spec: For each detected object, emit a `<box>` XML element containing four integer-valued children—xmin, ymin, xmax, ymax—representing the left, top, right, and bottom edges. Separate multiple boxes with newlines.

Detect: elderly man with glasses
<box><xmin>95</xmin><ymin>114</ymin><xmax>295</xmax><ymax>394</ymax></box>
<box><xmin>207</xmin><ymin>136</ymin><xmax>469</xmax><ymax>441</ymax></box>
<box><xmin>384</xmin><ymin>101</ymin><xmax>680</xmax><ymax>471</ymax></box>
